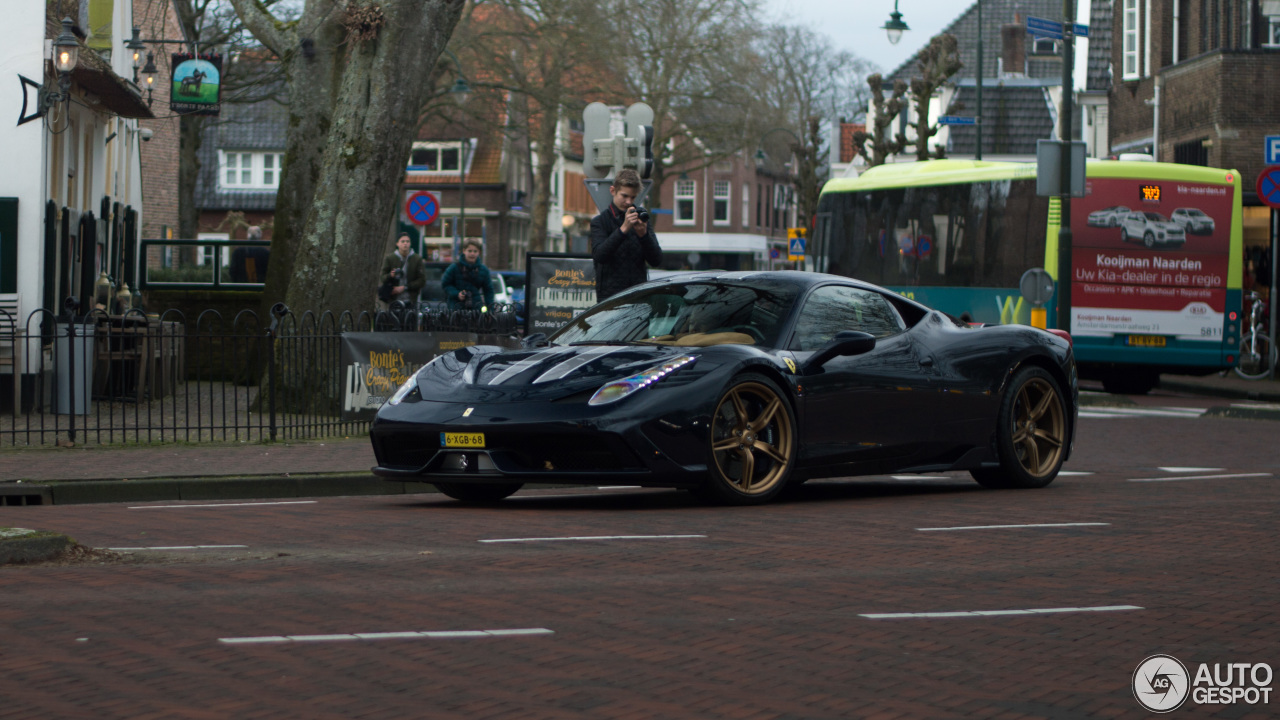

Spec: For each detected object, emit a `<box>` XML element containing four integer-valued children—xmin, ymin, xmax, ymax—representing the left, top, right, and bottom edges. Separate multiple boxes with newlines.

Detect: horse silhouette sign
<box><xmin>171</xmin><ymin>53</ymin><xmax>222</xmax><ymax>116</ymax></box>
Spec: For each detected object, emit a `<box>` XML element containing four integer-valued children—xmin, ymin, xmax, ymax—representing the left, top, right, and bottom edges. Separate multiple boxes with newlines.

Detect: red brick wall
<box><xmin>133</xmin><ymin>0</ymin><xmax>181</xmax><ymax>240</ymax></box>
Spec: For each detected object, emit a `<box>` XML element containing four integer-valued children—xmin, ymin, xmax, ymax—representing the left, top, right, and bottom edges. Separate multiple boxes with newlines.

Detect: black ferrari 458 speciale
<box><xmin>371</xmin><ymin>271</ymin><xmax>1077</xmax><ymax>505</ymax></box>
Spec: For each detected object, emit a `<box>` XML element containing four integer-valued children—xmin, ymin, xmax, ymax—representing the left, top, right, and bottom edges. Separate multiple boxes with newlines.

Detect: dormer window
<box><xmin>408</xmin><ymin>140</ymin><xmax>474</xmax><ymax>173</ymax></box>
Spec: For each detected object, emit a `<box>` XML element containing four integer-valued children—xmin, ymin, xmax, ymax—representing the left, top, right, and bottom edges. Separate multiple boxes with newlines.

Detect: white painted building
<box><xmin>0</xmin><ymin>1</ymin><xmax>152</xmax><ymax>404</ymax></box>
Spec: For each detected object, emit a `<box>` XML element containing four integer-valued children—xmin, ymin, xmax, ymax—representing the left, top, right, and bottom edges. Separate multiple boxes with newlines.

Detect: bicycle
<box><xmin>1234</xmin><ymin>291</ymin><xmax>1277</xmax><ymax>380</ymax></box>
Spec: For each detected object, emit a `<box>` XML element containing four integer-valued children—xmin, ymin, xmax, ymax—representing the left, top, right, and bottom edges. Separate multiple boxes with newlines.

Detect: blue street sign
<box><xmin>939</xmin><ymin>115</ymin><xmax>977</xmax><ymax>126</ymax></box>
<box><xmin>789</xmin><ymin>237</ymin><xmax>806</xmax><ymax>256</ymax></box>
<box><xmin>1026</xmin><ymin>16</ymin><xmax>1063</xmax><ymax>39</ymax></box>
<box><xmin>1266</xmin><ymin>136</ymin><xmax>1280</xmax><ymax>165</ymax></box>
<box><xmin>1074</xmin><ymin>23</ymin><xmax>1089</xmax><ymax>37</ymax></box>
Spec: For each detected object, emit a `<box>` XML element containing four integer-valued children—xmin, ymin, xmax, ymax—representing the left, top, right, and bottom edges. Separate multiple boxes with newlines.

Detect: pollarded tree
<box><xmin>907</xmin><ymin>33</ymin><xmax>962</xmax><ymax>161</ymax></box>
<box><xmin>851</xmin><ymin>74</ymin><xmax>908</xmax><ymax>168</ymax></box>
<box><xmin>227</xmin><ymin>0</ymin><xmax>467</xmax><ymax>314</ymax></box>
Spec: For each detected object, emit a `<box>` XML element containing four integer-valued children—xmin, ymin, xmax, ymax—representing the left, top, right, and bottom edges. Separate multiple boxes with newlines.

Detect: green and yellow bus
<box><xmin>814</xmin><ymin>159</ymin><xmax>1243</xmax><ymax>394</ymax></box>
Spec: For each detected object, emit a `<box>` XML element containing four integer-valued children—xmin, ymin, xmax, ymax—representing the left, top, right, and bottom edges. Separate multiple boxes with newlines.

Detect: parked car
<box><xmin>1170</xmin><ymin>207</ymin><xmax>1215</xmax><ymax>235</ymax></box>
<box><xmin>371</xmin><ymin>271</ymin><xmax>1078</xmax><ymax>505</ymax></box>
<box><xmin>1119</xmin><ymin>211</ymin><xmax>1186</xmax><ymax>248</ymax></box>
<box><xmin>1087</xmin><ymin>206</ymin><xmax>1130</xmax><ymax>227</ymax></box>
<box><xmin>417</xmin><ymin>262</ymin><xmax>452</xmax><ymax>312</ymax></box>
<box><xmin>495</xmin><ymin>270</ymin><xmax>526</xmax><ymax>304</ymax></box>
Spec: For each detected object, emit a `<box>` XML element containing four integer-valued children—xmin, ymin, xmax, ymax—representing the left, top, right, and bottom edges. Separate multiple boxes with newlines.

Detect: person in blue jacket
<box><xmin>442</xmin><ymin>239</ymin><xmax>495</xmax><ymax>311</ymax></box>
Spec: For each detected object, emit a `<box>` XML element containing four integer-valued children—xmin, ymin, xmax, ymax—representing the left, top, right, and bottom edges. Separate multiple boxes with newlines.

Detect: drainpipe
<box><xmin>1148</xmin><ymin>76</ymin><xmax>1161</xmax><ymax>162</ymax></box>
<box><xmin>1172</xmin><ymin>0</ymin><xmax>1180</xmax><ymax>63</ymax></box>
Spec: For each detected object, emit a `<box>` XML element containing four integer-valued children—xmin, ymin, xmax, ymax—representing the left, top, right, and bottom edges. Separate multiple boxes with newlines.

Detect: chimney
<box><xmin>1001</xmin><ymin>21</ymin><xmax>1026</xmax><ymax>78</ymax></box>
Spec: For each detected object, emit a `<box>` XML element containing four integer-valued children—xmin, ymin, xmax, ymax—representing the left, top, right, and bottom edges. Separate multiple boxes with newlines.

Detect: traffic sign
<box><xmin>405</xmin><ymin>191</ymin><xmax>439</xmax><ymax>225</ymax></box>
<box><xmin>1257</xmin><ymin>166</ymin><xmax>1280</xmax><ymax>209</ymax></box>
<box><xmin>1026</xmin><ymin>16</ymin><xmax>1063</xmax><ymax>39</ymax></box>
<box><xmin>1026</xmin><ymin>16</ymin><xmax>1087</xmax><ymax>39</ymax></box>
<box><xmin>1266</xmin><ymin>136</ymin><xmax>1280</xmax><ymax>164</ymax></box>
<box><xmin>787</xmin><ymin>227</ymin><xmax>806</xmax><ymax>262</ymax></box>
<box><xmin>939</xmin><ymin>115</ymin><xmax>977</xmax><ymax>126</ymax></box>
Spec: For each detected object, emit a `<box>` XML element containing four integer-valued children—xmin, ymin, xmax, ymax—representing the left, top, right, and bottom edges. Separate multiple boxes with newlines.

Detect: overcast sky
<box><xmin>760</xmin><ymin>0</ymin><xmax>969</xmax><ymax>75</ymax></box>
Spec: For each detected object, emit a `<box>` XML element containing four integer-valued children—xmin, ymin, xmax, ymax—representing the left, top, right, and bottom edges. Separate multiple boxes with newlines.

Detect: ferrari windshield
<box><xmin>550</xmin><ymin>281</ymin><xmax>800</xmax><ymax>348</ymax></box>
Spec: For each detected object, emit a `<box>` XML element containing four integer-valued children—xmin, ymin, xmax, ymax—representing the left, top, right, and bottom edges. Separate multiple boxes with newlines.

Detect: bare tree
<box><xmin>594</xmin><ymin>0</ymin><xmax>765</xmax><ymax>210</ymax></box>
<box><xmin>907</xmin><ymin>33</ymin><xmax>962</xmax><ymax>161</ymax></box>
<box><xmin>751</xmin><ymin>24</ymin><xmax>876</xmax><ymax>232</ymax></box>
<box><xmin>851</xmin><ymin>74</ymin><xmax>908</xmax><ymax>168</ymax></box>
<box><xmin>227</xmin><ymin>0</ymin><xmax>468</xmax><ymax>314</ymax></box>
<box><xmin>459</xmin><ymin>1</ymin><xmax>612</xmax><ymax>253</ymax></box>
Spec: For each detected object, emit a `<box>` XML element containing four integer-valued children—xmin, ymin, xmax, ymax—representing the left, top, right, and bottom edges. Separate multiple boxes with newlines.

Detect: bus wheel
<box><xmin>1100</xmin><ymin>370</ymin><xmax>1158</xmax><ymax>395</ymax></box>
<box><xmin>1143</xmin><ymin>232</ymin><xmax>1156</xmax><ymax>248</ymax></box>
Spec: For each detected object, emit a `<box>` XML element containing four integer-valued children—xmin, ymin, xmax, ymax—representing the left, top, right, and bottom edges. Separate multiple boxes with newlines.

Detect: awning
<box><xmin>70</xmin><ymin>57</ymin><xmax>154</xmax><ymax>119</ymax></box>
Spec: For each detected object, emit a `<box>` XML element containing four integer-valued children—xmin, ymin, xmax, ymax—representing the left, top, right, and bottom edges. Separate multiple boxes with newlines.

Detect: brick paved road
<box><xmin>1</xmin><ymin>415</ymin><xmax>1277</xmax><ymax>719</ymax></box>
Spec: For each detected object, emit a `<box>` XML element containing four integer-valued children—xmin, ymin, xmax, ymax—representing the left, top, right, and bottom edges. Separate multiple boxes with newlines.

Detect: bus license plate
<box><xmin>441</xmin><ymin>432</ymin><xmax>485</xmax><ymax>448</ymax></box>
<box><xmin>1126</xmin><ymin>335</ymin><xmax>1166</xmax><ymax>347</ymax></box>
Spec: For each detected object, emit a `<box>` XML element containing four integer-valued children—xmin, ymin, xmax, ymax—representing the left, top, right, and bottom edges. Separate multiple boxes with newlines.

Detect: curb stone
<box><xmin>0</xmin><ymin>528</ymin><xmax>76</xmax><ymax>565</ymax></box>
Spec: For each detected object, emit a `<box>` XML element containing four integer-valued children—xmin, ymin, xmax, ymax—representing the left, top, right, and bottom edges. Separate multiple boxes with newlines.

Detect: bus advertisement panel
<box><xmin>1071</xmin><ymin>177</ymin><xmax>1233</xmax><ymax>343</ymax></box>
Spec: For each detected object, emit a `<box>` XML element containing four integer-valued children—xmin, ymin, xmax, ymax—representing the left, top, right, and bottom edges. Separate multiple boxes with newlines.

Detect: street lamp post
<box><xmin>882</xmin><ymin>1</ymin><xmax>910</xmax><ymax>45</ymax></box>
<box><xmin>444</xmin><ymin>50</ymin><xmax>471</xmax><ymax>261</ymax></box>
<box><xmin>976</xmin><ymin>0</ymin><xmax>984</xmax><ymax>160</ymax></box>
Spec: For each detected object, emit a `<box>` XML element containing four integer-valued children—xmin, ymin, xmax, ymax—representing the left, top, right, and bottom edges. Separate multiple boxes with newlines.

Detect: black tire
<box><xmin>695</xmin><ymin>373</ymin><xmax>797</xmax><ymax>505</ymax></box>
<box><xmin>1234</xmin><ymin>332</ymin><xmax>1277</xmax><ymax>380</ymax></box>
<box><xmin>1100</xmin><ymin>370</ymin><xmax>1158</xmax><ymax>395</ymax></box>
<box><xmin>1120</xmin><ymin>228</ymin><xmax>1129</xmax><ymax>243</ymax></box>
<box><xmin>433</xmin><ymin>482</ymin><xmax>523</xmax><ymax>503</ymax></box>
<box><xmin>970</xmin><ymin>366</ymin><xmax>1067</xmax><ymax>489</ymax></box>
<box><xmin>1143</xmin><ymin>231</ymin><xmax>1155</xmax><ymax>248</ymax></box>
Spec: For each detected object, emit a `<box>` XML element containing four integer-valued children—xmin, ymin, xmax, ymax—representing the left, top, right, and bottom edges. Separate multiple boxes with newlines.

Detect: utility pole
<box><xmin>1056</xmin><ymin>0</ymin><xmax>1076</xmax><ymax>332</ymax></box>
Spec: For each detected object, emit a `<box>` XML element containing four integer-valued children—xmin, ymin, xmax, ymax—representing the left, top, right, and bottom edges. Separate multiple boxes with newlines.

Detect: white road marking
<box><xmin>860</xmin><ymin>605</ymin><xmax>1143</xmax><ymax>619</ymax></box>
<box><xmin>1158</xmin><ymin>466</ymin><xmax>1224</xmax><ymax>472</ymax></box>
<box><xmin>218</xmin><ymin>628</ymin><xmax>554</xmax><ymax>644</ymax></box>
<box><xmin>890</xmin><ymin>475</ymin><xmax>952</xmax><ymax>480</ymax></box>
<box><xmin>596</xmin><ymin>486</ymin><xmax>642</xmax><ymax>490</ymax></box>
<box><xmin>128</xmin><ymin>501</ymin><xmax>318</xmax><ymax>509</ymax></box>
<box><xmin>1080</xmin><ymin>407</ymin><xmax>1207</xmax><ymax>418</ymax></box>
<box><xmin>917</xmin><ymin>522</ymin><xmax>1110</xmax><ymax>532</ymax></box>
<box><xmin>1057</xmin><ymin>471</ymin><xmax>1094</xmax><ymax>476</ymax></box>
<box><xmin>1128</xmin><ymin>472</ymin><xmax>1272</xmax><ymax>482</ymax></box>
<box><xmin>107</xmin><ymin>545</ymin><xmax>249</xmax><ymax>550</ymax></box>
<box><xmin>479</xmin><ymin>534</ymin><xmax>706</xmax><ymax>543</ymax></box>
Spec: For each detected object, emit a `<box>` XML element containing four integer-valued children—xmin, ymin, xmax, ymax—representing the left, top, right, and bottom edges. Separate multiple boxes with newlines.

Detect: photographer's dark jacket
<box><xmin>379</xmin><ymin>249</ymin><xmax>426</xmax><ymax>301</ymax></box>
<box><xmin>441</xmin><ymin>259</ymin><xmax>495</xmax><ymax>311</ymax></box>
<box><xmin>590</xmin><ymin>204</ymin><xmax>663</xmax><ymax>301</ymax></box>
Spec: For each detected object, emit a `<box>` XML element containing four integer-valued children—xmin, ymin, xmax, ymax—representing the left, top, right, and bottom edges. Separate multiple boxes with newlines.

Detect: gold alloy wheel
<box><xmin>1011</xmin><ymin>376</ymin><xmax>1065</xmax><ymax>478</ymax></box>
<box><xmin>710</xmin><ymin>381</ymin><xmax>794</xmax><ymax>495</ymax></box>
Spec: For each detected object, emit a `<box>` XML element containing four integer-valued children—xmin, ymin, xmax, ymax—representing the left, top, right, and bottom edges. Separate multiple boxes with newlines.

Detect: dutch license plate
<box><xmin>1126</xmin><ymin>335</ymin><xmax>1167</xmax><ymax>347</ymax></box>
<box><xmin>441</xmin><ymin>432</ymin><xmax>485</xmax><ymax>448</ymax></box>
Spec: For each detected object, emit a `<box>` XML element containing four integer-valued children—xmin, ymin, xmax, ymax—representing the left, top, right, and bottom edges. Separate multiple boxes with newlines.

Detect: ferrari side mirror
<box><xmin>801</xmin><ymin>330</ymin><xmax>876</xmax><ymax>374</ymax></box>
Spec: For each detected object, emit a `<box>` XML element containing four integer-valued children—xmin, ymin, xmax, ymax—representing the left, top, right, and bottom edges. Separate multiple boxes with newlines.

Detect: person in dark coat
<box><xmin>590</xmin><ymin>168</ymin><xmax>663</xmax><ymax>302</ymax></box>
<box><xmin>441</xmin><ymin>239</ymin><xmax>495</xmax><ymax>311</ymax></box>
<box><xmin>377</xmin><ymin>234</ymin><xmax>426</xmax><ymax>311</ymax></box>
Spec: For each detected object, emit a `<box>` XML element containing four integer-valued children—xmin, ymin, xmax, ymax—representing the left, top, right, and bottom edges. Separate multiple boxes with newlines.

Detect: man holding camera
<box><xmin>590</xmin><ymin>168</ymin><xmax>663</xmax><ymax>302</ymax></box>
<box><xmin>377</xmin><ymin>234</ymin><xmax>426</xmax><ymax>312</ymax></box>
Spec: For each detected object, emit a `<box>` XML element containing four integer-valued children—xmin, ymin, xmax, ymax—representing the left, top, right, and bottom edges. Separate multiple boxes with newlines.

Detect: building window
<box><xmin>675</xmin><ymin>179</ymin><xmax>696</xmax><ymax>225</ymax></box>
<box><xmin>756</xmin><ymin>183</ymin><xmax>763</xmax><ymax>227</ymax></box>
<box><xmin>742</xmin><ymin>183</ymin><xmax>750</xmax><ymax>227</ymax></box>
<box><xmin>1267</xmin><ymin>10</ymin><xmax>1280</xmax><ymax>47</ymax></box>
<box><xmin>1122</xmin><ymin>0</ymin><xmax>1139</xmax><ymax>79</ymax></box>
<box><xmin>408</xmin><ymin>141</ymin><xmax>470</xmax><ymax>173</ymax></box>
<box><xmin>220</xmin><ymin>151</ymin><xmax>284</xmax><ymax>189</ymax></box>
<box><xmin>713</xmin><ymin>181</ymin><xmax>730</xmax><ymax>225</ymax></box>
<box><xmin>1173</xmin><ymin>139</ymin><xmax>1209</xmax><ymax>167</ymax></box>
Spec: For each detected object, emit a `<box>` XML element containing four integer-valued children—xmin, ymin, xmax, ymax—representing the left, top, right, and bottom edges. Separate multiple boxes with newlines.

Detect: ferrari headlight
<box><xmin>387</xmin><ymin>371</ymin><xmax>419</xmax><ymax>406</ymax></box>
<box><xmin>589</xmin><ymin>356</ymin><xmax>696</xmax><ymax>406</ymax></box>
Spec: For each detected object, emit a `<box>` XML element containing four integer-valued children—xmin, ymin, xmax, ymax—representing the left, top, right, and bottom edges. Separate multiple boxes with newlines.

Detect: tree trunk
<box><xmin>231</xmin><ymin>0</ymin><xmax>467</xmax><ymax>317</ymax></box>
<box><xmin>528</xmin><ymin>68</ymin><xmax>562</xmax><ymax>253</ymax></box>
<box><xmin>177</xmin><ymin>115</ymin><xmax>205</xmax><ymax>240</ymax></box>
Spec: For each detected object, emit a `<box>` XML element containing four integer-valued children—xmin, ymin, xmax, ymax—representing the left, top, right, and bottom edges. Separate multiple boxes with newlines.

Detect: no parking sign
<box><xmin>405</xmin><ymin>191</ymin><xmax>440</xmax><ymax>225</ymax></box>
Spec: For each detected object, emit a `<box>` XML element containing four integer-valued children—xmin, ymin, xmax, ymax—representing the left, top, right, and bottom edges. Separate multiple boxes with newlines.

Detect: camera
<box><xmin>631</xmin><ymin>206</ymin><xmax>650</xmax><ymax>223</ymax></box>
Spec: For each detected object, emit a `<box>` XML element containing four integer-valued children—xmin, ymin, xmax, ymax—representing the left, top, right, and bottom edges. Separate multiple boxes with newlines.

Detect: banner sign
<box><xmin>340</xmin><ymin>331</ymin><xmax>521</xmax><ymax>420</ymax></box>
<box><xmin>170</xmin><ymin>53</ymin><xmax>222</xmax><ymax>116</ymax></box>
<box><xmin>525</xmin><ymin>253</ymin><xmax>596</xmax><ymax>335</ymax></box>
<box><xmin>1070</xmin><ymin>177</ymin><xmax>1233</xmax><ymax>340</ymax></box>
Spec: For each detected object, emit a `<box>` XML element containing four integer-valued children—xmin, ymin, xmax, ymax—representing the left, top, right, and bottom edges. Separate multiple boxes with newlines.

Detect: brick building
<box><xmin>1107</xmin><ymin>0</ymin><xmax>1280</xmax><ymax>251</ymax></box>
<box><xmin>132</xmin><ymin>0</ymin><xmax>181</xmax><ymax>241</ymax></box>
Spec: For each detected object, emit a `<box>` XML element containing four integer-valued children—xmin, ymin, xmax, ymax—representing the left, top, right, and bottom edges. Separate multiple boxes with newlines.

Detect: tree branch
<box><xmin>226</xmin><ymin>0</ymin><xmax>292</xmax><ymax>57</ymax></box>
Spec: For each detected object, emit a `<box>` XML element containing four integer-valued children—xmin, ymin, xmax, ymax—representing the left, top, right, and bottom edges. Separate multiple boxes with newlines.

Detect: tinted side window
<box><xmin>789</xmin><ymin>286</ymin><xmax>904</xmax><ymax>351</ymax></box>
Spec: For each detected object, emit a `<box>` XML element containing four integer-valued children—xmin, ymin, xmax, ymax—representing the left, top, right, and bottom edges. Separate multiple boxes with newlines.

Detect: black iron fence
<box><xmin>0</xmin><ymin>302</ymin><xmax>522</xmax><ymax>447</ymax></box>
